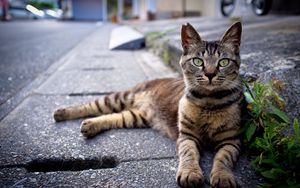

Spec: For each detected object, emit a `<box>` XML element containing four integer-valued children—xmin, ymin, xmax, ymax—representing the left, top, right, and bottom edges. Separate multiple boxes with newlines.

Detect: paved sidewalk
<box><xmin>1</xmin><ymin>23</ymin><xmax>262</xmax><ymax>187</ymax></box>
<box><xmin>0</xmin><ymin>24</ymin><xmax>178</xmax><ymax>187</ymax></box>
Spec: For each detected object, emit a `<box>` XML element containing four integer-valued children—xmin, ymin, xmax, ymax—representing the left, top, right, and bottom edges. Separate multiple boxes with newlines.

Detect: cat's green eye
<box><xmin>193</xmin><ymin>58</ymin><xmax>204</xmax><ymax>67</ymax></box>
<box><xmin>218</xmin><ymin>59</ymin><xmax>230</xmax><ymax>67</ymax></box>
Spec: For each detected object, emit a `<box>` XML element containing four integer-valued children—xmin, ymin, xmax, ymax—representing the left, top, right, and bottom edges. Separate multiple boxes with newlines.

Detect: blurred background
<box><xmin>1</xmin><ymin>0</ymin><xmax>300</xmax><ymax>21</ymax></box>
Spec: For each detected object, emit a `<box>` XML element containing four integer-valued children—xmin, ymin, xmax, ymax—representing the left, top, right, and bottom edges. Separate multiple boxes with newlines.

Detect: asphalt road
<box><xmin>0</xmin><ymin>20</ymin><xmax>98</xmax><ymax>105</ymax></box>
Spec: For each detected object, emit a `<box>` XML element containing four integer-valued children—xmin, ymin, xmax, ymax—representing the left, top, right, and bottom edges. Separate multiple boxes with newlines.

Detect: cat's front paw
<box><xmin>80</xmin><ymin>120</ymin><xmax>98</xmax><ymax>138</ymax></box>
<box><xmin>210</xmin><ymin>170</ymin><xmax>238</xmax><ymax>188</ymax></box>
<box><xmin>176</xmin><ymin>167</ymin><xmax>204</xmax><ymax>188</ymax></box>
<box><xmin>54</xmin><ymin>108</ymin><xmax>68</xmax><ymax>122</ymax></box>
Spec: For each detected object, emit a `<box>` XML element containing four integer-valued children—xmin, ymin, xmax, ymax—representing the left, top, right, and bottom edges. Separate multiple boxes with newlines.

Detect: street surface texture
<box><xmin>0</xmin><ymin>20</ymin><xmax>97</xmax><ymax>106</ymax></box>
<box><xmin>0</xmin><ymin>15</ymin><xmax>299</xmax><ymax>187</ymax></box>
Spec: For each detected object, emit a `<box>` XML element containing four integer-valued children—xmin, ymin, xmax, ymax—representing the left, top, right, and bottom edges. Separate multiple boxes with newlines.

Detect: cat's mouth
<box><xmin>196</xmin><ymin>82</ymin><xmax>220</xmax><ymax>91</ymax></box>
<box><xmin>205</xmin><ymin>84</ymin><xmax>219</xmax><ymax>91</ymax></box>
<box><xmin>198</xmin><ymin>76</ymin><xmax>225</xmax><ymax>86</ymax></box>
<box><xmin>201</xmin><ymin>80</ymin><xmax>224</xmax><ymax>86</ymax></box>
<box><xmin>195</xmin><ymin>80</ymin><xmax>225</xmax><ymax>91</ymax></box>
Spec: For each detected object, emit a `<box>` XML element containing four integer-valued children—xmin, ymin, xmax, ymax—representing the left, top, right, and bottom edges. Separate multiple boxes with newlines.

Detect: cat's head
<box><xmin>180</xmin><ymin>22</ymin><xmax>242</xmax><ymax>92</ymax></box>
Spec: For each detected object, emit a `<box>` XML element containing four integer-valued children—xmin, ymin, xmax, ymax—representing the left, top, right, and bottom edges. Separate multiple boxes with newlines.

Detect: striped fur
<box><xmin>176</xmin><ymin>22</ymin><xmax>243</xmax><ymax>188</ymax></box>
<box><xmin>54</xmin><ymin>78</ymin><xmax>184</xmax><ymax>139</ymax></box>
<box><xmin>54</xmin><ymin>22</ymin><xmax>243</xmax><ymax>188</ymax></box>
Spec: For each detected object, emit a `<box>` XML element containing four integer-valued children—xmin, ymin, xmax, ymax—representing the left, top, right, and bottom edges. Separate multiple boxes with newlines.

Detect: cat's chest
<box><xmin>195</xmin><ymin>110</ymin><xmax>229</xmax><ymax>131</ymax></box>
<box><xmin>180</xmin><ymin>97</ymin><xmax>240</xmax><ymax>143</ymax></box>
<box><xmin>179</xmin><ymin>95</ymin><xmax>240</xmax><ymax>122</ymax></box>
<box><xmin>181</xmin><ymin>97</ymin><xmax>234</xmax><ymax>126</ymax></box>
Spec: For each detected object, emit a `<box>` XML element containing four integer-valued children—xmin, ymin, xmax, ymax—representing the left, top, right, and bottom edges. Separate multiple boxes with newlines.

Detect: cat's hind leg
<box><xmin>54</xmin><ymin>91</ymin><xmax>134</xmax><ymax>122</ymax></box>
<box><xmin>54</xmin><ymin>100</ymin><xmax>103</xmax><ymax>122</ymax></box>
<box><xmin>80</xmin><ymin>108</ymin><xmax>149</xmax><ymax>137</ymax></box>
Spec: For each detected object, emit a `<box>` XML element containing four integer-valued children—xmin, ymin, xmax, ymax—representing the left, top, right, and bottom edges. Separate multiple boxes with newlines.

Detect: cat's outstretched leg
<box><xmin>80</xmin><ymin>108</ymin><xmax>149</xmax><ymax>137</ymax></box>
<box><xmin>176</xmin><ymin>134</ymin><xmax>204</xmax><ymax>188</ymax></box>
<box><xmin>176</xmin><ymin>99</ymin><xmax>204</xmax><ymax>188</ymax></box>
<box><xmin>210</xmin><ymin>139</ymin><xmax>241</xmax><ymax>188</ymax></box>
<box><xmin>54</xmin><ymin>91</ymin><xmax>134</xmax><ymax>122</ymax></box>
<box><xmin>54</xmin><ymin>100</ymin><xmax>102</xmax><ymax>122</ymax></box>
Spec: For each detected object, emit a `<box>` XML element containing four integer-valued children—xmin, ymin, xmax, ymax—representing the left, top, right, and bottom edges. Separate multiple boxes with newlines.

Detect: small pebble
<box><xmin>90</xmin><ymin>173</ymin><xmax>96</xmax><ymax>179</ymax></box>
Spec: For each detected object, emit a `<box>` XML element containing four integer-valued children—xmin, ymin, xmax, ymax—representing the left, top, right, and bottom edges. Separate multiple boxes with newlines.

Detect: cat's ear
<box><xmin>181</xmin><ymin>23</ymin><xmax>202</xmax><ymax>54</ymax></box>
<box><xmin>220</xmin><ymin>22</ymin><xmax>242</xmax><ymax>53</ymax></box>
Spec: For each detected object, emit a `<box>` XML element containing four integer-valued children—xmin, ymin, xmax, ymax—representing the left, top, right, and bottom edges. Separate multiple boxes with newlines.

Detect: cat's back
<box><xmin>132</xmin><ymin>77</ymin><xmax>183</xmax><ymax>93</ymax></box>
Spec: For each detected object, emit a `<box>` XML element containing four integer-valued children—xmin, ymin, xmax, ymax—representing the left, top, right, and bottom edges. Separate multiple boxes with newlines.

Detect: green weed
<box><xmin>243</xmin><ymin>79</ymin><xmax>300</xmax><ymax>187</ymax></box>
<box><xmin>28</xmin><ymin>0</ymin><xmax>55</xmax><ymax>10</ymax></box>
<box><xmin>145</xmin><ymin>28</ymin><xmax>176</xmax><ymax>41</ymax></box>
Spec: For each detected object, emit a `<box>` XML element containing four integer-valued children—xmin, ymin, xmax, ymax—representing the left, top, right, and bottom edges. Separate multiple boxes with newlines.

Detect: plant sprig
<box><xmin>242</xmin><ymin>79</ymin><xmax>300</xmax><ymax>187</ymax></box>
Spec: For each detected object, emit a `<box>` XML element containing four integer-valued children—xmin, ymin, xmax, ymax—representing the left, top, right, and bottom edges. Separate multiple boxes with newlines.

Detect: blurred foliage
<box><xmin>28</xmin><ymin>0</ymin><xmax>55</xmax><ymax>10</ymax></box>
<box><xmin>162</xmin><ymin>42</ymin><xmax>170</xmax><ymax>65</ymax></box>
<box><xmin>145</xmin><ymin>29</ymin><xmax>175</xmax><ymax>66</ymax></box>
<box><xmin>107</xmin><ymin>0</ymin><xmax>118</xmax><ymax>18</ymax></box>
<box><xmin>146</xmin><ymin>31</ymin><xmax>167</xmax><ymax>40</ymax></box>
<box><xmin>243</xmin><ymin>79</ymin><xmax>300</xmax><ymax>187</ymax></box>
<box><xmin>145</xmin><ymin>28</ymin><xmax>175</xmax><ymax>41</ymax></box>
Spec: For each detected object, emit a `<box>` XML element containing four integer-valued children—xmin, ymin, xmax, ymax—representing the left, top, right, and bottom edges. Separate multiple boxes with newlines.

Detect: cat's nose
<box><xmin>205</xmin><ymin>72</ymin><xmax>217</xmax><ymax>81</ymax></box>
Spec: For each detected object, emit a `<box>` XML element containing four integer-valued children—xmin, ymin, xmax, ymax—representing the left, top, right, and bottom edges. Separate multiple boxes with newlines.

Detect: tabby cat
<box><xmin>54</xmin><ymin>22</ymin><xmax>243</xmax><ymax>188</ymax></box>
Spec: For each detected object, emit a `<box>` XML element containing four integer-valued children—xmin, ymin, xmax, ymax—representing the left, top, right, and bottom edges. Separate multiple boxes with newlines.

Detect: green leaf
<box><xmin>260</xmin><ymin>168</ymin><xmax>285</xmax><ymax>180</ymax></box>
<box><xmin>293</xmin><ymin>118</ymin><xmax>300</xmax><ymax>138</ymax></box>
<box><xmin>244</xmin><ymin>91</ymin><xmax>254</xmax><ymax>103</ymax></box>
<box><xmin>260</xmin><ymin>158</ymin><xmax>280</xmax><ymax>168</ymax></box>
<box><xmin>246</xmin><ymin>123</ymin><xmax>257</xmax><ymax>141</ymax></box>
<box><xmin>269</xmin><ymin>105</ymin><xmax>289</xmax><ymax>123</ymax></box>
<box><xmin>287</xmin><ymin>140</ymin><xmax>295</xmax><ymax>150</ymax></box>
<box><xmin>253</xmin><ymin>138</ymin><xmax>268</xmax><ymax>150</ymax></box>
<box><xmin>271</xmin><ymin>168</ymin><xmax>286</xmax><ymax>177</ymax></box>
<box><xmin>261</xmin><ymin>170</ymin><xmax>277</xmax><ymax>180</ymax></box>
<box><xmin>286</xmin><ymin>178</ymin><xmax>297</xmax><ymax>186</ymax></box>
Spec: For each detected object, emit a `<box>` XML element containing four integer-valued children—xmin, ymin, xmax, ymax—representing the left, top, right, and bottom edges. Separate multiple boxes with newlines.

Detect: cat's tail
<box><xmin>54</xmin><ymin>90</ymin><xmax>136</xmax><ymax>122</ymax></box>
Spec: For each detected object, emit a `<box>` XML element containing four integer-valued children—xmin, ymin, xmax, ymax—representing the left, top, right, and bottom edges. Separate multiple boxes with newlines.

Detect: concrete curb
<box><xmin>109</xmin><ymin>26</ymin><xmax>145</xmax><ymax>50</ymax></box>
